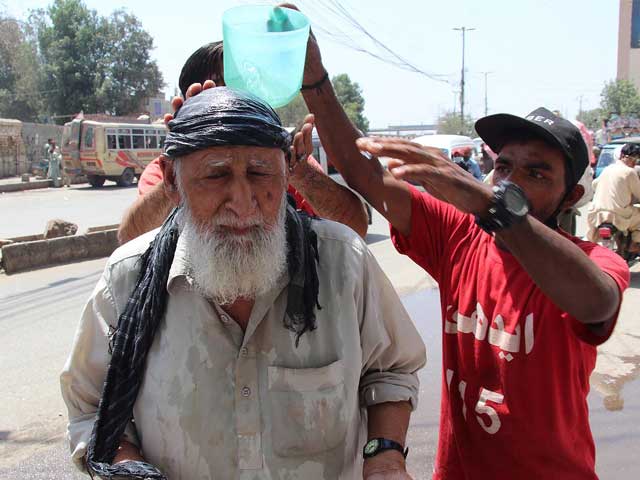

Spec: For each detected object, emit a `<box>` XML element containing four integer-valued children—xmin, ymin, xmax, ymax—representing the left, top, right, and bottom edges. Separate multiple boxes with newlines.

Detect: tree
<box><xmin>29</xmin><ymin>0</ymin><xmax>163</xmax><ymax>121</ymax></box>
<box><xmin>600</xmin><ymin>79</ymin><xmax>640</xmax><ymax>116</ymax></box>
<box><xmin>576</xmin><ymin>108</ymin><xmax>604</xmax><ymax>131</ymax></box>
<box><xmin>0</xmin><ymin>14</ymin><xmax>45</xmax><ymax>121</ymax></box>
<box><xmin>275</xmin><ymin>93</ymin><xmax>309</xmax><ymax>127</ymax></box>
<box><xmin>437</xmin><ymin>111</ymin><xmax>476</xmax><ymax>137</ymax></box>
<box><xmin>332</xmin><ymin>73</ymin><xmax>369</xmax><ymax>133</ymax></box>
<box><xmin>94</xmin><ymin>10</ymin><xmax>164</xmax><ymax>115</ymax></box>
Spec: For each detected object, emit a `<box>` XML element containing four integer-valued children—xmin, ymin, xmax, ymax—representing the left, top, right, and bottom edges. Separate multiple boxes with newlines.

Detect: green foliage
<box><xmin>437</xmin><ymin>111</ymin><xmax>476</xmax><ymax>137</ymax></box>
<box><xmin>93</xmin><ymin>10</ymin><xmax>164</xmax><ymax>115</ymax></box>
<box><xmin>2</xmin><ymin>0</ymin><xmax>165</xmax><ymax>123</ymax></box>
<box><xmin>332</xmin><ymin>73</ymin><xmax>369</xmax><ymax>133</ymax></box>
<box><xmin>275</xmin><ymin>93</ymin><xmax>309</xmax><ymax>128</ymax></box>
<box><xmin>600</xmin><ymin>79</ymin><xmax>640</xmax><ymax>116</ymax></box>
<box><xmin>576</xmin><ymin>108</ymin><xmax>604</xmax><ymax>131</ymax></box>
<box><xmin>0</xmin><ymin>15</ymin><xmax>45</xmax><ymax>120</ymax></box>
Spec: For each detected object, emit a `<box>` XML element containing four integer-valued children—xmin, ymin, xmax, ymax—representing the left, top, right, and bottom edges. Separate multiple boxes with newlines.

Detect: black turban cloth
<box><xmin>85</xmin><ymin>88</ymin><xmax>321</xmax><ymax>479</ymax></box>
<box><xmin>163</xmin><ymin>86</ymin><xmax>292</xmax><ymax>158</ymax></box>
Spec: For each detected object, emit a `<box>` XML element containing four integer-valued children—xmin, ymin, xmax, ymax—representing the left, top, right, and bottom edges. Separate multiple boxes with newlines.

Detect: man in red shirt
<box><xmin>325</xmin><ymin>101</ymin><xmax>629</xmax><ymax>478</ymax></box>
<box><xmin>118</xmin><ymin>41</ymin><xmax>368</xmax><ymax>244</ymax></box>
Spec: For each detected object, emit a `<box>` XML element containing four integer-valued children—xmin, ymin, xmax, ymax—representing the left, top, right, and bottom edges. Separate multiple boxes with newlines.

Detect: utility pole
<box><xmin>577</xmin><ymin>95</ymin><xmax>584</xmax><ymax>116</ymax></box>
<box><xmin>453</xmin><ymin>26</ymin><xmax>475</xmax><ymax>126</ymax></box>
<box><xmin>480</xmin><ymin>71</ymin><xmax>492</xmax><ymax>116</ymax></box>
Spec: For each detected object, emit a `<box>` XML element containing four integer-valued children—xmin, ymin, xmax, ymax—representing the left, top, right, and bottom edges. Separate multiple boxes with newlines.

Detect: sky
<box><xmin>4</xmin><ymin>0</ymin><xmax>621</xmax><ymax>128</ymax></box>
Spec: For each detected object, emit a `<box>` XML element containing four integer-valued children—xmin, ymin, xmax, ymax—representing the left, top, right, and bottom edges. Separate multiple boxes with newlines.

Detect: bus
<box><xmin>62</xmin><ymin>118</ymin><xmax>167</xmax><ymax>188</ymax></box>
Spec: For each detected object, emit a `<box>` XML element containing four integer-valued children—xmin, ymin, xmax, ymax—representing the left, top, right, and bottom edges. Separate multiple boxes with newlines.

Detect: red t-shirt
<box><xmin>138</xmin><ymin>156</ymin><xmax>317</xmax><ymax>216</ymax></box>
<box><xmin>391</xmin><ymin>185</ymin><xmax>630</xmax><ymax>480</ymax></box>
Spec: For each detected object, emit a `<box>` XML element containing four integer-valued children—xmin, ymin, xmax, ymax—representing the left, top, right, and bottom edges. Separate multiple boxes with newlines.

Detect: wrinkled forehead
<box><xmin>184</xmin><ymin>145</ymin><xmax>285</xmax><ymax>170</ymax></box>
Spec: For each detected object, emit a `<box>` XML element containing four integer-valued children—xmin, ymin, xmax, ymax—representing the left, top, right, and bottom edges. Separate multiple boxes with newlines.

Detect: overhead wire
<box><xmin>274</xmin><ymin>0</ymin><xmax>456</xmax><ymax>85</ymax></box>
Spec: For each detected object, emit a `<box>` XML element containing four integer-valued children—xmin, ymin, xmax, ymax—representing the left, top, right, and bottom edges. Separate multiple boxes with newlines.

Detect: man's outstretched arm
<box><xmin>356</xmin><ymin>137</ymin><xmax>626</xmax><ymax>328</ymax></box>
<box><xmin>117</xmin><ymin>182</ymin><xmax>174</xmax><ymax>245</ymax></box>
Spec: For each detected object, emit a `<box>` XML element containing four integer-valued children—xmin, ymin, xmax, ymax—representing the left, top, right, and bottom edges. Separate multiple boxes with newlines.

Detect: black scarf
<box><xmin>85</xmin><ymin>204</ymin><xmax>320</xmax><ymax>479</ymax></box>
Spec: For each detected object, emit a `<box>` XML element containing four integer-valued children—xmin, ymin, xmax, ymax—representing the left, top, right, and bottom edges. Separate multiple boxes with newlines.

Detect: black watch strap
<box><xmin>363</xmin><ymin>438</ymin><xmax>408</xmax><ymax>459</ymax></box>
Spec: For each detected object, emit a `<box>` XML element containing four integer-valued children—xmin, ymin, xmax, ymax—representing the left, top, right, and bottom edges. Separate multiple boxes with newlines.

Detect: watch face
<box><xmin>364</xmin><ymin>439</ymin><xmax>380</xmax><ymax>455</ymax></box>
<box><xmin>504</xmin><ymin>187</ymin><xmax>529</xmax><ymax>216</ymax></box>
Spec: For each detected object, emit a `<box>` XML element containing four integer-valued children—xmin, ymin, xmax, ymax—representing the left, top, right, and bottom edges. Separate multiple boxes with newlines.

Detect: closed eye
<box><xmin>206</xmin><ymin>172</ymin><xmax>228</xmax><ymax>179</ymax></box>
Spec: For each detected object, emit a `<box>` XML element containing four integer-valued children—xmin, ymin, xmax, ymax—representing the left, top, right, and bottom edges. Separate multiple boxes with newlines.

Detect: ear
<box><xmin>560</xmin><ymin>184</ymin><xmax>584</xmax><ymax>210</ymax></box>
<box><xmin>160</xmin><ymin>156</ymin><xmax>182</xmax><ymax>205</ymax></box>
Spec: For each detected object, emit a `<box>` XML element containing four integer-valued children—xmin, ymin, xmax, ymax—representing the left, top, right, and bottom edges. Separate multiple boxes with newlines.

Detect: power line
<box><xmin>293</xmin><ymin>0</ymin><xmax>455</xmax><ymax>85</ymax></box>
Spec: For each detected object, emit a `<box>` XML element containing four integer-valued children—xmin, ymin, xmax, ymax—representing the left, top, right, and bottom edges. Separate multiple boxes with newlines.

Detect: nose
<box><xmin>224</xmin><ymin>175</ymin><xmax>258</xmax><ymax>220</ymax></box>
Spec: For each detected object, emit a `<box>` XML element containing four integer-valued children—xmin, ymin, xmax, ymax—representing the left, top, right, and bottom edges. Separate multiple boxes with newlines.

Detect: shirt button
<box><xmin>241</xmin><ymin>386</ymin><xmax>251</xmax><ymax>397</ymax></box>
<box><xmin>240</xmin><ymin>347</ymin><xmax>249</xmax><ymax>357</ymax></box>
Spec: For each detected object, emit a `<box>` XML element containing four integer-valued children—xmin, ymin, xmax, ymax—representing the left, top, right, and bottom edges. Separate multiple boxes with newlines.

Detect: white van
<box><xmin>412</xmin><ymin>134</ymin><xmax>476</xmax><ymax>159</ymax></box>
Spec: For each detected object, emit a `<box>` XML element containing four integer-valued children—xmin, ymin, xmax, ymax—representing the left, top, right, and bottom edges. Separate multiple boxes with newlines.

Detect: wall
<box><xmin>0</xmin><ymin>119</ymin><xmax>27</xmax><ymax>178</ymax></box>
<box><xmin>21</xmin><ymin>122</ymin><xmax>64</xmax><ymax>166</ymax></box>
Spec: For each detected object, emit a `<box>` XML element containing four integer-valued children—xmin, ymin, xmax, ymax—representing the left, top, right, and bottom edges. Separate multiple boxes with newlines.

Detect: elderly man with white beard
<box><xmin>61</xmin><ymin>87</ymin><xmax>426</xmax><ymax>480</ymax></box>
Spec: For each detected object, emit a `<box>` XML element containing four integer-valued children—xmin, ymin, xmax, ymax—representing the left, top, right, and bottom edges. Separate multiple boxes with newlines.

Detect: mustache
<box><xmin>210</xmin><ymin>211</ymin><xmax>265</xmax><ymax>231</ymax></box>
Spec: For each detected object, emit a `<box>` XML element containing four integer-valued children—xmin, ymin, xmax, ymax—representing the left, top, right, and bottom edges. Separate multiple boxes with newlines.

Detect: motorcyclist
<box><xmin>587</xmin><ymin>142</ymin><xmax>640</xmax><ymax>252</ymax></box>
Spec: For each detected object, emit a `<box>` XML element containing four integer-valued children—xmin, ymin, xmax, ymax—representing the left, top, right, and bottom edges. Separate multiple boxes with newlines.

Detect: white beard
<box><xmin>178</xmin><ymin>197</ymin><xmax>288</xmax><ymax>305</ymax></box>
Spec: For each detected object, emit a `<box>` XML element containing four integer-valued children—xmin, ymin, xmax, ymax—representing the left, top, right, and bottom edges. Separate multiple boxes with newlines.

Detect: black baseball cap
<box><xmin>475</xmin><ymin>107</ymin><xmax>589</xmax><ymax>186</ymax></box>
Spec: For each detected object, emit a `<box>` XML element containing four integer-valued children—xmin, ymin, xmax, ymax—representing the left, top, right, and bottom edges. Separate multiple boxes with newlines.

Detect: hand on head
<box><xmin>164</xmin><ymin>79</ymin><xmax>217</xmax><ymax>126</ymax></box>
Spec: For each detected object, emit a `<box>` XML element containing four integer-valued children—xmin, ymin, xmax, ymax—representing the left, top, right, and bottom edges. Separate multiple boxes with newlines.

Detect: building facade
<box><xmin>618</xmin><ymin>0</ymin><xmax>640</xmax><ymax>90</ymax></box>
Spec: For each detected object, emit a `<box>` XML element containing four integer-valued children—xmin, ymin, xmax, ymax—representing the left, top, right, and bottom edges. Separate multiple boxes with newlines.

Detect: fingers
<box><xmin>292</xmin><ymin>129</ymin><xmax>306</xmax><ymax>161</ymax></box>
<box><xmin>301</xmin><ymin>121</ymin><xmax>313</xmax><ymax>156</ymax></box>
<box><xmin>186</xmin><ymin>83</ymin><xmax>203</xmax><ymax>99</ymax></box>
<box><xmin>277</xmin><ymin>3</ymin><xmax>299</xmax><ymax>11</ymax></box>
<box><xmin>356</xmin><ymin>137</ymin><xmax>446</xmax><ymax>165</ymax></box>
<box><xmin>202</xmin><ymin>79</ymin><xmax>216</xmax><ymax>90</ymax></box>
<box><xmin>170</xmin><ymin>96</ymin><xmax>182</xmax><ymax>113</ymax></box>
<box><xmin>163</xmin><ymin>113</ymin><xmax>174</xmax><ymax>126</ymax></box>
<box><xmin>303</xmin><ymin>113</ymin><xmax>315</xmax><ymax>125</ymax></box>
<box><xmin>388</xmin><ymin>162</ymin><xmax>430</xmax><ymax>184</ymax></box>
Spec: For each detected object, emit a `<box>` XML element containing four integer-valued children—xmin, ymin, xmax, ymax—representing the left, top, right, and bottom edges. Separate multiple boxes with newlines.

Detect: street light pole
<box><xmin>480</xmin><ymin>71</ymin><xmax>492</xmax><ymax>117</ymax></box>
<box><xmin>453</xmin><ymin>27</ymin><xmax>475</xmax><ymax>128</ymax></box>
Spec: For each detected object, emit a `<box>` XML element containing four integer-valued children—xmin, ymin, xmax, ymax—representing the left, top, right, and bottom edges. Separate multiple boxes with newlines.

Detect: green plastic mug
<box><xmin>223</xmin><ymin>5</ymin><xmax>310</xmax><ymax>108</ymax></box>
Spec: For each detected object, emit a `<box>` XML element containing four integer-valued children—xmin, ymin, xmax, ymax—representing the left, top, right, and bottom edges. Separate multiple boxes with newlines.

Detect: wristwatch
<box><xmin>475</xmin><ymin>180</ymin><xmax>530</xmax><ymax>233</ymax></box>
<box><xmin>363</xmin><ymin>438</ymin><xmax>408</xmax><ymax>459</ymax></box>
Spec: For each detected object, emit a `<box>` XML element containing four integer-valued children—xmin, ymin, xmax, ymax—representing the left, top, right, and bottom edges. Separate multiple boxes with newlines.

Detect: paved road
<box><xmin>0</xmin><ymin>182</ymin><xmax>138</xmax><ymax>239</ymax></box>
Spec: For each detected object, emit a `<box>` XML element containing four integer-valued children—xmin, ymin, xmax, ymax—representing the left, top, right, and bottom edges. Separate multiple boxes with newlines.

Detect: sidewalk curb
<box><xmin>1</xmin><ymin>229</ymin><xmax>119</xmax><ymax>274</ymax></box>
<box><xmin>0</xmin><ymin>176</ymin><xmax>88</xmax><ymax>193</ymax></box>
<box><xmin>0</xmin><ymin>180</ymin><xmax>53</xmax><ymax>193</ymax></box>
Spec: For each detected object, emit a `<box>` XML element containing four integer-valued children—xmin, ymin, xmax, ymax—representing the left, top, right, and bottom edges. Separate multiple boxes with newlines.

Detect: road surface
<box><xmin>0</xmin><ymin>187</ymin><xmax>639</xmax><ymax>478</ymax></box>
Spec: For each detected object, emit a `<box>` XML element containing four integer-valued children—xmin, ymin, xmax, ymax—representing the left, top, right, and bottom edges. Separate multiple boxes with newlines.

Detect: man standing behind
<box><xmin>61</xmin><ymin>87</ymin><xmax>425</xmax><ymax>479</ymax></box>
<box><xmin>587</xmin><ymin>142</ymin><xmax>640</xmax><ymax>251</ymax></box>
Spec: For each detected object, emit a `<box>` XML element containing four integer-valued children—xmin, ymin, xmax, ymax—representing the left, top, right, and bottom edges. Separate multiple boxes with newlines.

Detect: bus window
<box><xmin>107</xmin><ymin>135</ymin><xmax>117</xmax><ymax>150</ymax></box>
<box><xmin>118</xmin><ymin>128</ymin><xmax>132</xmax><ymax>149</ymax></box>
<box><xmin>159</xmin><ymin>134</ymin><xmax>166</xmax><ymax>148</ymax></box>
<box><xmin>132</xmin><ymin>128</ymin><xmax>145</xmax><ymax>149</ymax></box>
<box><xmin>84</xmin><ymin>127</ymin><xmax>94</xmax><ymax>148</ymax></box>
<box><xmin>145</xmin><ymin>131</ymin><xmax>158</xmax><ymax>149</ymax></box>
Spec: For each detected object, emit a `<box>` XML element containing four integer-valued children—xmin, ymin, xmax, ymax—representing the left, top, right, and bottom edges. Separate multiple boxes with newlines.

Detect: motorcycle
<box><xmin>595</xmin><ymin>222</ymin><xmax>639</xmax><ymax>266</ymax></box>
